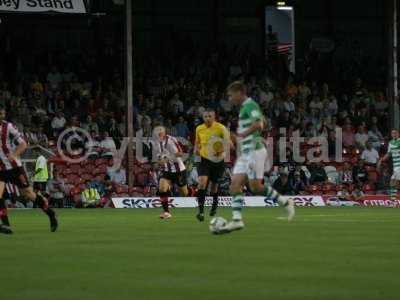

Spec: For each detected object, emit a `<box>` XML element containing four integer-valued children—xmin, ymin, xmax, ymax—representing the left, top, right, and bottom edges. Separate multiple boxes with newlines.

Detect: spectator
<box><xmin>80</xmin><ymin>180</ymin><xmax>101</xmax><ymax>208</ymax></box>
<box><xmin>86</xmin><ymin>131</ymin><xmax>101</xmax><ymax>159</ymax></box>
<box><xmin>108</xmin><ymin>118</ymin><xmax>123</xmax><ymax>145</ymax></box>
<box><xmin>107</xmin><ymin>165</ymin><xmax>127</xmax><ymax>185</ymax></box>
<box><xmin>82</xmin><ymin>115</ymin><xmax>99</xmax><ymax>135</ymax></box>
<box><xmin>354</xmin><ymin>125</ymin><xmax>369</xmax><ymax>149</ymax></box>
<box><xmin>327</xmin><ymin>95</ymin><xmax>338</xmax><ymax>116</ymax></box>
<box><xmin>352</xmin><ymin>185</ymin><xmax>365</xmax><ymax>201</ymax></box>
<box><xmin>353</xmin><ymin>159</ymin><xmax>368</xmax><ymax>185</ymax></box>
<box><xmin>309</xmin><ymin>162</ymin><xmax>328</xmax><ymax>184</ymax></box>
<box><xmin>36</xmin><ymin>126</ymin><xmax>49</xmax><ymax>148</ymax></box>
<box><xmin>47</xmin><ymin>66</ymin><xmax>62</xmax><ymax>90</ymax></box>
<box><xmin>100</xmin><ymin>131</ymin><xmax>116</xmax><ymax>158</ymax></box>
<box><xmin>47</xmin><ymin>170</ymin><xmax>67</xmax><ymax>208</ymax></box>
<box><xmin>337</xmin><ymin>185</ymin><xmax>351</xmax><ymax>201</ymax></box>
<box><xmin>291</xmin><ymin>171</ymin><xmax>307</xmax><ymax>194</ymax></box>
<box><xmin>51</xmin><ymin>111</ymin><xmax>66</xmax><ymax>136</ymax></box>
<box><xmin>187</xmin><ymin>100</ymin><xmax>205</xmax><ymax>118</ymax></box>
<box><xmin>273</xmin><ymin>171</ymin><xmax>294</xmax><ymax>195</ymax></box>
<box><xmin>361</xmin><ymin>141</ymin><xmax>380</xmax><ymax>164</ymax></box>
<box><xmin>169</xmin><ymin>93</ymin><xmax>184</xmax><ymax>113</ymax></box>
<box><xmin>338</xmin><ymin>162</ymin><xmax>353</xmax><ymax>184</ymax></box>
<box><xmin>342</xmin><ymin>124</ymin><xmax>355</xmax><ymax>148</ymax></box>
<box><xmin>368</xmin><ymin>125</ymin><xmax>384</xmax><ymax>150</ymax></box>
<box><xmin>173</xmin><ymin>116</ymin><xmax>189</xmax><ymax>138</ymax></box>
<box><xmin>327</xmin><ymin>130</ymin><xmax>338</xmax><ymax>159</ymax></box>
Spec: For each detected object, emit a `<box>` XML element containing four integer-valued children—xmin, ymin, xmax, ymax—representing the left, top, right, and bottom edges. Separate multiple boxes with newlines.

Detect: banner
<box><xmin>0</xmin><ymin>0</ymin><xmax>86</xmax><ymax>14</ymax></box>
<box><xmin>112</xmin><ymin>196</ymin><xmax>326</xmax><ymax>209</ymax></box>
<box><xmin>323</xmin><ymin>195</ymin><xmax>400</xmax><ymax>208</ymax></box>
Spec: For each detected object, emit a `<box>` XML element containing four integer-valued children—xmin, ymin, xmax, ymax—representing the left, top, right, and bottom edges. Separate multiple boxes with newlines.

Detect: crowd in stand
<box><xmin>0</xmin><ymin>43</ymin><xmax>395</xmax><ymax>207</ymax></box>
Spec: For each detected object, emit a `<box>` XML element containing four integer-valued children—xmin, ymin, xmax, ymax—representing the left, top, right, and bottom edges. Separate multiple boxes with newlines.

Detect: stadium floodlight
<box><xmin>277</xmin><ymin>6</ymin><xmax>293</xmax><ymax>10</ymax></box>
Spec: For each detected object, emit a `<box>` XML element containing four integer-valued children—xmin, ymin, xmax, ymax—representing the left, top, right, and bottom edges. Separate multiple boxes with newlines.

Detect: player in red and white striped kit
<box><xmin>153</xmin><ymin>126</ymin><xmax>188</xmax><ymax>219</ymax></box>
<box><xmin>0</xmin><ymin>107</ymin><xmax>58</xmax><ymax>234</ymax></box>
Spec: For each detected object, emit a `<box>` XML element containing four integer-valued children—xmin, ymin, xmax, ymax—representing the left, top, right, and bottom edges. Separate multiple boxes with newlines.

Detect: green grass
<box><xmin>0</xmin><ymin>208</ymin><xmax>399</xmax><ymax>300</ymax></box>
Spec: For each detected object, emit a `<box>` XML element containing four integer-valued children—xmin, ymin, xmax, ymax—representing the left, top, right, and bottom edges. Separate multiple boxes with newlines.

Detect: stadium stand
<box><xmin>0</xmin><ymin>43</ymin><xmax>396</xmax><ymax>207</ymax></box>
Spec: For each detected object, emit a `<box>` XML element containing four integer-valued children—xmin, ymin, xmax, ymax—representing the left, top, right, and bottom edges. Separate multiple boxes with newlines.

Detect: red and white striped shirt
<box><xmin>0</xmin><ymin>121</ymin><xmax>25</xmax><ymax>171</ymax></box>
<box><xmin>154</xmin><ymin>135</ymin><xmax>186</xmax><ymax>173</ymax></box>
<box><xmin>6</xmin><ymin>183</ymin><xmax>20</xmax><ymax>197</ymax></box>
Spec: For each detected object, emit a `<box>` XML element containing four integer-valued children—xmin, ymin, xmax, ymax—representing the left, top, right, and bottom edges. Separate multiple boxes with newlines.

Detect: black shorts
<box><xmin>0</xmin><ymin>167</ymin><xmax>30</xmax><ymax>189</ymax></box>
<box><xmin>161</xmin><ymin>170</ymin><xmax>187</xmax><ymax>187</ymax></box>
<box><xmin>197</xmin><ymin>157</ymin><xmax>226</xmax><ymax>183</ymax></box>
<box><xmin>33</xmin><ymin>182</ymin><xmax>47</xmax><ymax>192</ymax></box>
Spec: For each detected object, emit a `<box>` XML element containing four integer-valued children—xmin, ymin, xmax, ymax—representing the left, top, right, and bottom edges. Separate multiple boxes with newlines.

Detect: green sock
<box><xmin>232</xmin><ymin>193</ymin><xmax>244</xmax><ymax>221</ymax></box>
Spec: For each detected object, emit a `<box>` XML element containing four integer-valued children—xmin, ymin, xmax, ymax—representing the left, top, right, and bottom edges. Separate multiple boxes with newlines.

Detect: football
<box><xmin>209</xmin><ymin>217</ymin><xmax>227</xmax><ymax>234</ymax></box>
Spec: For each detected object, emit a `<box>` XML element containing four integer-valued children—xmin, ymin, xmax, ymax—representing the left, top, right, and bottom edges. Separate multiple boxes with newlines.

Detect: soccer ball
<box><xmin>209</xmin><ymin>217</ymin><xmax>227</xmax><ymax>234</ymax></box>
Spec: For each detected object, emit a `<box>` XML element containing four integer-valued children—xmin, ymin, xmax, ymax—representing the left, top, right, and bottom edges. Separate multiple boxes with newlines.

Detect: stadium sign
<box><xmin>112</xmin><ymin>196</ymin><xmax>326</xmax><ymax>209</ymax></box>
<box><xmin>0</xmin><ymin>0</ymin><xmax>86</xmax><ymax>14</ymax></box>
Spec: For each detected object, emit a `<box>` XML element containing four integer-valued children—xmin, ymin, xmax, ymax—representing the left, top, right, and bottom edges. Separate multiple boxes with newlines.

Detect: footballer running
<box><xmin>218</xmin><ymin>81</ymin><xmax>295</xmax><ymax>234</ymax></box>
<box><xmin>153</xmin><ymin>126</ymin><xmax>188</xmax><ymax>219</ymax></box>
<box><xmin>0</xmin><ymin>107</ymin><xmax>58</xmax><ymax>234</ymax></box>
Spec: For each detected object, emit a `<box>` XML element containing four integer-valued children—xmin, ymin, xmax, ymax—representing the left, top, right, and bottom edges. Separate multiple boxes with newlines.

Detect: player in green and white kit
<box><xmin>219</xmin><ymin>81</ymin><xmax>295</xmax><ymax>233</ymax></box>
<box><xmin>378</xmin><ymin>129</ymin><xmax>400</xmax><ymax>201</ymax></box>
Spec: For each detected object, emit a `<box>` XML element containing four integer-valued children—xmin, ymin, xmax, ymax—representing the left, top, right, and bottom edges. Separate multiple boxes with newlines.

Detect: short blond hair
<box><xmin>227</xmin><ymin>81</ymin><xmax>247</xmax><ymax>94</ymax></box>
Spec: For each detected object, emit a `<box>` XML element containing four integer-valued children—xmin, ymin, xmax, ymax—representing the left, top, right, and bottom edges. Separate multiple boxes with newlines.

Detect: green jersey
<box><xmin>387</xmin><ymin>138</ymin><xmax>400</xmax><ymax>172</ymax></box>
<box><xmin>237</xmin><ymin>98</ymin><xmax>265</xmax><ymax>153</ymax></box>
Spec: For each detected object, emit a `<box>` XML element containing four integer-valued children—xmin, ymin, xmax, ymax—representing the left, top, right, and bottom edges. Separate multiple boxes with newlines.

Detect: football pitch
<box><xmin>0</xmin><ymin>208</ymin><xmax>399</xmax><ymax>300</ymax></box>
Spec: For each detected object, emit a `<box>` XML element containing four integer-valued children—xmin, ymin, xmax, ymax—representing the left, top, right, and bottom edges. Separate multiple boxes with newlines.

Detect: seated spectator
<box><xmin>291</xmin><ymin>171</ymin><xmax>307</xmax><ymax>194</ymax></box>
<box><xmin>187</xmin><ymin>100</ymin><xmax>205</xmax><ymax>118</ymax></box>
<box><xmin>272</xmin><ymin>170</ymin><xmax>294</xmax><ymax>195</ymax></box>
<box><xmin>368</xmin><ymin>125</ymin><xmax>384</xmax><ymax>150</ymax></box>
<box><xmin>47</xmin><ymin>170</ymin><xmax>67</xmax><ymax>208</ymax></box>
<box><xmin>289</xmin><ymin>165</ymin><xmax>308</xmax><ymax>186</ymax></box>
<box><xmin>80</xmin><ymin>180</ymin><xmax>101</xmax><ymax>208</ymax></box>
<box><xmin>36</xmin><ymin>126</ymin><xmax>49</xmax><ymax>148</ymax></box>
<box><xmin>352</xmin><ymin>185</ymin><xmax>365</xmax><ymax>201</ymax></box>
<box><xmin>301</xmin><ymin>122</ymin><xmax>317</xmax><ymax>138</ymax></box>
<box><xmin>25</xmin><ymin>126</ymin><xmax>39</xmax><ymax>146</ymax></box>
<box><xmin>31</xmin><ymin>75</ymin><xmax>44</xmax><ymax>94</ymax></box>
<box><xmin>86</xmin><ymin>131</ymin><xmax>101</xmax><ymax>159</ymax></box>
<box><xmin>327</xmin><ymin>130</ymin><xmax>338</xmax><ymax>159</ymax></box>
<box><xmin>101</xmin><ymin>175</ymin><xmax>117</xmax><ymax>208</ymax></box>
<box><xmin>173</xmin><ymin>116</ymin><xmax>189</xmax><ymax>138</ymax></box>
<box><xmin>353</xmin><ymin>159</ymin><xmax>368</xmax><ymax>185</ymax></box>
<box><xmin>338</xmin><ymin>162</ymin><xmax>353</xmax><ymax>184</ymax></box>
<box><xmin>361</xmin><ymin>142</ymin><xmax>380</xmax><ymax>164</ymax></box>
<box><xmin>90</xmin><ymin>175</ymin><xmax>107</xmax><ymax>196</ymax></box>
<box><xmin>149</xmin><ymin>186</ymin><xmax>158</xmax><ymax>197</ymax></box>
<box><xmin>337</xmin><ymin>185</ymin><xmax>351</xmax><ymax>201</ymax></box>
<box><xmin>82</xmin><ymin>115</ymin><xmax>99</xmax><ymax>135</ymax></box>
<box><xmin>107</xmin><ymin>165</ymin><xmax>127</xmax><ymax>185</ymax></box>
<box><xmin>108</xmin><ymin>118</ymin><xmax>123</xmax><ymax>146</ymax></box>
<box><xmin>309</xmin><ymin>162</ymin><xmax>328</xmax><ymax>184</ymax></box>
<box><xmin>100</xmin><ymin>131</ymin><xmax>116</xmax><ymax>158</ymax></box>
<box><xmin>354</xmin><ymin>125</ymin><xmax>369</xmax><ymax>149</ymax></box>
<box><xmin>47</xmin><ymin>66</ymin><xmax>62</xmax><ymax>90</ymax></box>
<box><xmin>342</xmin><ymin>124</ymin><xmax>355</xmax><ymax>148</ymax></box>
<box><xmin>51</xmin><ymin>111</ymin><xmax>66</xmax><ymax>137</ymax></box>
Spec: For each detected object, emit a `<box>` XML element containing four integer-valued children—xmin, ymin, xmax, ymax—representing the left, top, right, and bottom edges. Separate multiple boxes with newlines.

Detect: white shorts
<box><xmin>233</xmin><ymin>148</ymin><xmax>267</xmax><ymax>180</ymax></box>
<box><xmin>391</xmin><ymin>170</ymin><xmax>400</xmax><ymax>181</ymax></box>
